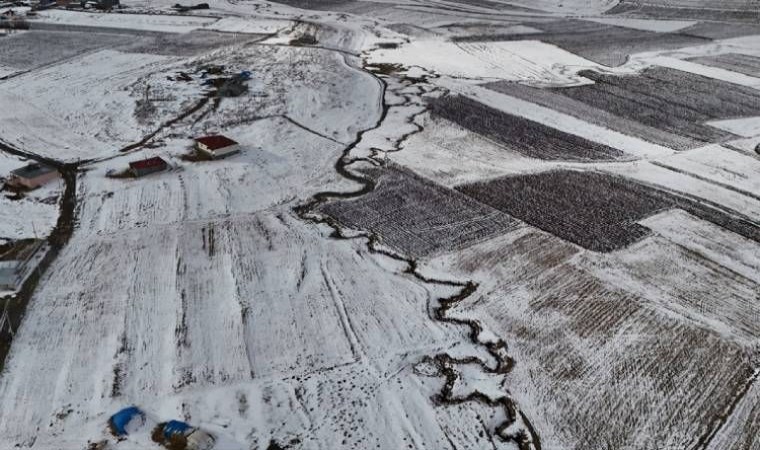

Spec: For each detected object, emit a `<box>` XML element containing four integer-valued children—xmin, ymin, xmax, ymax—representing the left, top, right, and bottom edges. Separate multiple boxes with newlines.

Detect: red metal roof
<box><xmin>195</xmin><ymin>135</ymin><xmax>238</xmax><ymax>150</ymax></box>
<box><xmin>129</xmin><ymin>156</ymin><xmax>168</xmax><ymax>170</ymax></box>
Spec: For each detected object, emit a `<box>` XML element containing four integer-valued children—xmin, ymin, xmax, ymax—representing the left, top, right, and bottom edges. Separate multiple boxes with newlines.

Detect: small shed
<box><xmin>157</xmin><ymin>420</ymin><xmax>215</xmax><ymax>450</ymax></box>
<box><xmin>195</xmin><ymin>135</ymin><xmax>240</xmax><ymax>159</ymax></box>
<box><xmin>109</xmin><ymin>406</ymin><xmax>146</xmax><ymax>437</ymax></box>
<box><xmin>0</xmin><ymin>261</ymin><xmax>20</xmax><ymax>291</ymax></box>
<box><xmin>129</xmin><ymin>156</ymin><xmax>168</xmax><ymax>178</ymax></box>
<box><xmin>7</xmin><ymin>163</ymin><xmax>59</xmax><ymax>189</ymax></box>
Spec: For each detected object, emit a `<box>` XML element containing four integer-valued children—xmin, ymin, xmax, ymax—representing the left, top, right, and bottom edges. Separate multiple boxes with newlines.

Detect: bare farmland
<box><xmin>607</xmin><ymin>1</ymin><xmax>760</xmax><ymax>22</ymax></box>
<box><xmin>319</xmin><ymin>163</ymin><xmax>518</xmax><ymax>258</ymax></box>
<box><xmin>554</xmin><ymin>67</ymin><xmax>760</xmax><ymax>144</ymax></box>
<box><xmin>484</xmin><ymin>80</ymin><xmax>701</xmax><ymax>150</ymax></box>
<box><xmin>687</xmin><ymin>53</ymin><xmax>760</xmax><ymax>77</ymax></box>
<box><xmin>425</xmin><ymin>223</ymin><xmax>760</xmax><ymax>450</ymax></box>
<box><xmin>457</xmin><ymin>170</ymin><xmax>760</xmax><ymax>252</ymax></box>
<box><xmin>452</xmin><ymin>19</ymin><xmax>709</xmax><ymax>67</ymax></box>
<box><xmin>0</xmin><ymin>30</ymin><xmax>138</xmax><ymax>75</ymax></box>
<box><xmin>428</xmin><ymin>95</ymin><xmax>627</xmax><ymax>162</ymax></box>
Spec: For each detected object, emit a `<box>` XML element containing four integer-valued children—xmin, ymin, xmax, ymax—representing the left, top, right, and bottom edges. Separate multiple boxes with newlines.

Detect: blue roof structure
<box><xmin>163</xmin><ymin>420</ymin><xmax>192</xmax><ymax>439</ymax></box>
<box><xmin>109</xmin><ymin>406</ymin><xmax>145</xmax><ymax>436</ymax></box>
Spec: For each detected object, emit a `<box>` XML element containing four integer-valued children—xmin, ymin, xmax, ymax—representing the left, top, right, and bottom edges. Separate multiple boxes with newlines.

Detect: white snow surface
<box><xmin>32</xmin><ymin>9</ymin><xmax>218</xmax><ymax>33</ymax></box>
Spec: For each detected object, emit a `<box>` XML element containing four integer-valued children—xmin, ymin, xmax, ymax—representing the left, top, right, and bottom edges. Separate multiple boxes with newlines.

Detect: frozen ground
<box><xmin>1</xmin><ymin>2</ymin><xmax>760</xmax><ymax>450</ymax></box>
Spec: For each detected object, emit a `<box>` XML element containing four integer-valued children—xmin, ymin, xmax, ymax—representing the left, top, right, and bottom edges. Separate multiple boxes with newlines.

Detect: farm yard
<box><xmin>0</xmin><ymin>0</ymin><xmax>760</xmax><ymax>450</ymax></box>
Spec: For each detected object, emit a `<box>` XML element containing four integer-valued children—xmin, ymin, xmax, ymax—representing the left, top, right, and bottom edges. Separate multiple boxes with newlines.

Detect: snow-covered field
<box><xmin>2</xmin><ymin>2</ymin><xmax>760</xmax><ymax>450</ymax></box>
<box><xmin>32</xmin><ymin>10</ymin><xmax>218</xmax><ymax>33</ymax></box>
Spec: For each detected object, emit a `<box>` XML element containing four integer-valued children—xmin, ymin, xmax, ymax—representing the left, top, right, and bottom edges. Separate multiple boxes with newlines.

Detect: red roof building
<box><xmin>194</xmin><ymin>135</ymin><xmax>240</xmax><ymax>158</ymax></box>
<box><xmin>129</xmin><ymin>156</ymin><xmax>168</xmax><ymax>177</ymax></box>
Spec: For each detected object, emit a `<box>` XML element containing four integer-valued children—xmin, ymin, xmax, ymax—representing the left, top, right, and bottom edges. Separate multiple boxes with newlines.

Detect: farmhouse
<box><xmin>129</xmin><ymin>156</ymin><xmax>168</xmax><ymax>177</ymax></box>
<box><xmin>195</xmin><ymin>135</ymin><xmax>240</xmax><ymax>159</ymax></box>
<box><xmin>7</xmin><ymin>163</ymin><xmax>59</xmax><ymax>189</ymax></box>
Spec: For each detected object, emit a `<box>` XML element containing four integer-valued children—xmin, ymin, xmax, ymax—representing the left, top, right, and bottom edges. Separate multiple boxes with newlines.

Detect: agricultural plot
<box><xmin>0</xmin><ymin>30</ymin><xmax>135</xmax><ymax>76</ymax></box>
<box><xmin>457</xmin><ymin>169</ymin><xmax>760</xmax><ymax>252</ymax></box>
<box><xmin>423</xmin><ymin>220</ymin><xmax>760</xmax><ymax>450</ymax></box>
<box><xmin>428</xmin><ymin>95</ymin><xmax>626</xmax><ymax>162</ymax></box>
<box><xmin>552</xmin><ymin>67</ymin><xmax>760</xmax><ymax>144</ymax></box>
<box><xmin>319</xmin><ymin>164</ymin><xmax>518</xmax><ymax>258</ymax></box>
<box><xmin>452</xmin><ymin>19</ymin><xmax>709</xmax><ymax>67</ymax></box>
<box><xmin>0</xmin><ymin>49</ymin><xmax>174</xmax><ymax>160</ymax></box>
<box><xmin>31</xmin><ymin>9</ymin><xmax>218</xmax><ymax>33</ymax></box>
<box><xmin>678</xmin><ymin>21</ymin><xmax>760</xmax><ymax>39</ymax></box>
<box><xmin>365</xmin><ymin>38</ymin><xmax>601</xmax><ymax>84</ymax></box>
<box><xmin>123</xmin><ymin>30</ymin><xmax>267</xmax><ymax>57</ymax></box>
<box><xmin>687</xmin><ymin>53</ymin><xmax>760</xmax><ymax>77</ymax></box>
<box><xmin>0</xmin><ymin>208</ymin><xmax>499</xmax><ymax>449</ymax></box>
<box><xmin>484</xmin><ymin>80</ymin><xmax>701</xmax><ymax>150</ymax></box>
<box><xmin>607</xmin><ymin>1</ymin><xmax>760</xmax><ymax>22</ymax></box>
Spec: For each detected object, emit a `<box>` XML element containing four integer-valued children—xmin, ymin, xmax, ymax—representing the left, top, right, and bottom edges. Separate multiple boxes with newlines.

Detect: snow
<box><xmin>32</xmin><ymin>9</ymin><xmax>218</xmax><ymax>33</ymax></box>
<box><xmin>0</xmin><ymin>152</ymin><xmax>61</xmax><ymax>240</ymax></box>
<box><xmin>202</xmin><ymin>16</ymin><xmax>291</xmax><ymax>34</ymax></box>
<box><xmin>442</xmin><ymin>81</ymin><xmax>675</xmax><ymax>159</ymax></box>
<box><xmin>585</xmin><ymin>17</ymin><xmax>697</xmax><ymax>33</ymax></box>
<box><xmin>707</xmin><ymin>116</ymin><xmax>760</xmax><ymax>137</ymax></box>
<box><xmin>3</xmin><ymin>2</ymin><xmax>760</xmax><ymax>449</ymax></box>
<box><xmin>0</xmin><ymin>50</ymin><xmax>174</xmax><ymax>161</ymax></box>
<box><xmin>367</xmin><ymin>39</ymin><xmax>606</xmax><ymax>84</ymax></box>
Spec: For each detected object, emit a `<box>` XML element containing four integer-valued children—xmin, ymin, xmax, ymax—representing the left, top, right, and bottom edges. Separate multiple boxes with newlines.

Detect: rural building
<box><xmin>158</xmin><ymin>420</ymin><xmax>215</xmax><ymax>450</ymax></box>
<box><xmin>195</xmin><ymin>135</ymin><xmax>240</xmax><ymax>159</ymax></box>
<box><xmin>129</xmin><ymin>156</ymin><xmax>168</xmax><ymax>177</ymax></box>
<box><xmin>108</xmin><ymin>406</ymin><xmax>145</xmax><ymax>437</ymax></box>
<box><xmin>7</xmin><ymin>163</ymin><xmax>59</xmax><ymax>189</ymax></box>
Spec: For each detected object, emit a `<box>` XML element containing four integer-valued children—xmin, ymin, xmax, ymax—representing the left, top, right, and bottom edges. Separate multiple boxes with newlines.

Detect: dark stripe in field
<box><xmin>484</xmin><ymin>80</ymin><xmax>701</xmax><ymax>151</ymax></box>
<box><xmin>452</xmin><ymin>19</ymin><xmax>709</xmax><ymax>67</ymax></box>
<box><xmin>457</xmin><ymin>170</ymin><xmax>760</xmax><ymax>252</ymax></box>
<box><xmin>606</xmin><ymin>1</ymin><xmax>760</xmax><ymax>22</ymax></box>
<box><xmin>554</xmin><ymin>67</ymin><xmax>760</xmax><ymax>144</ymax></box>
<box><xmin>318</xmin><ymin>164</ymin><xmax>518</xmax><ymax>258</ymax></box>
<box><xmin>686</xmin><ymin>53</ymin><xmax>760</xmax><ymax>78</ymax></box>
<box><xmin>428</xmin><ymin>95</ymin><xmax>627</xmax><ymax>161</ymax></box>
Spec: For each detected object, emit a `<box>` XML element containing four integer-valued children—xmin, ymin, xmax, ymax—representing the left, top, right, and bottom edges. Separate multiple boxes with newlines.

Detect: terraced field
<box><xmin>428</xmin><ymin>95</ymin><xmax>626</xmax><ymax>162</ymax></box>
<box><xmin>457</xmin><ymin>170</ymin><xmax>760</xmax><ymax>252</ymax></box>
<box><xmin>319</xmin><ymin>164</ymin><xmax>519</xmax><ymax>257</ymax></box>
<box><xmin>452</xmin><ymin>19</ymin><xmax>709</xmax><ymax>67</ymax></box>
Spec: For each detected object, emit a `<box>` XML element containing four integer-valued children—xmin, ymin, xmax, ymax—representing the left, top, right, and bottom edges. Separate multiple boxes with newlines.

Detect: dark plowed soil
<box><xmin>0</xmin><ymin>30</ymin><xmax>132</xmax><ymax>73</ymax></box>
<box><xmin>318</xmin><ymin>164</ymin><xmax>518</xmax><ymax>258</ymax></box>
<box><xmin>457</xmin><ymin>170</ymin><xmax>760</xmax><ymax>252</ymax></box>
<box><xmin>451</xmin><ymin>19</ymin><xmax>709</xmax><ymax>67</ymax></box>
<box><xmin>556</xmin><ymin>67</ymin><xmax>760</xmax><ymax>143</ymax></box>
<box><xmin>428</xmin><ymin>95</ymin><xmax>627</xmax><ymax>162</ymax></box>
<box><xmin>687</xmin><ymin>53</ymin><xmax>760</xmax><ymax>77</ymax></box>
<box><xmin>484</xmin><ymin>80</ymin><xmax>700</xmax><ymax>151</ymax></box>
<box><xmin>607</xmin><ymin>1</ymin><xmax>760</xmax><ymax>22</ymax></box>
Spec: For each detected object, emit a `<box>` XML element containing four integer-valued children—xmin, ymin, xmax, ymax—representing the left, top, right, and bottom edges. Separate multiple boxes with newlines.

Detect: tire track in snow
<box><xmin>293</xmin><ymin>50</ymin><xmax>541</xmax><ymax>450</ymax></box>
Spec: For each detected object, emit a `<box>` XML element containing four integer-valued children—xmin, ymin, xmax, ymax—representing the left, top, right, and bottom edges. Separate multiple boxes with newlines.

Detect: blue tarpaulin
<box><xmin>163</xmin><ymin>420</ymin><xmax>193</xmax><ymax>439</ymax></box>
<box><xmin>109</xmin><ymin>406</ymin><xmax>144</xmax><ymax>436</ymax></box>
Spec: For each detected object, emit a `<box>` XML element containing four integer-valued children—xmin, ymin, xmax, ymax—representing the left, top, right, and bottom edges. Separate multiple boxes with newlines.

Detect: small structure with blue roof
<box><xmin>109</xmin><ymin>406</ymin><xmax>145</xmax><ymax>436</ymax></box>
